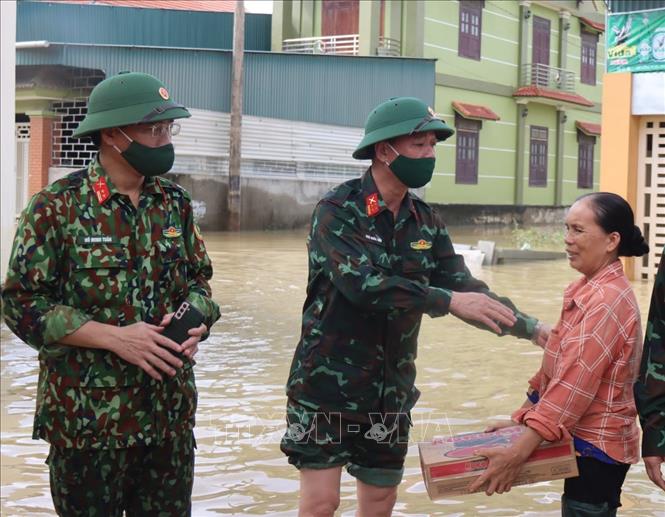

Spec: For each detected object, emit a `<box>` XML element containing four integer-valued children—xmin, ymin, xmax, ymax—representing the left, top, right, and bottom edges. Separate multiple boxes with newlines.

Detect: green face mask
<box><xmin>115</xmin><ymin>129</ymin><xmax>175</xmax><ymax>177</ymax></box>
<box><xmin>386</xmin><ymin>143</ymin><xmax>435</xmax><ymax>188</ymax></box>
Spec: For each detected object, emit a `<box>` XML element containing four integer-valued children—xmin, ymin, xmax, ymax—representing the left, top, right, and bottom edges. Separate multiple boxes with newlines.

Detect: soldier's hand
<box><xmin>110</xmin><ymin>322</ymin><xmax>183</xmax><ymax>381</ymax></box>
<box><xmin>449</xmin><ymin>292</ymin><xmax>517</xmax><ymax>334</ymax></box>
<box><xmin>158</xmin><ymin>313</ymin><xmax>206</xmax><ymax>360</ymax></box>
<box><xmin>643</xmin><ymin>456</ymin><xmax>665</xmax><ymax>491</ymax></box>
<box><xmin>531</xmin><ymin>321</ymin><xmax>552</xmax><ymax>348</ymax></box>
<box><xmin>181</xmin><ymin>323</ymin><xmax>206</xmax><ymax>359</ymax></box>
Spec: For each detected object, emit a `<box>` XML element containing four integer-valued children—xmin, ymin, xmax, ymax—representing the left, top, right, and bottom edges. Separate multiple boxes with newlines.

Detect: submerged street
<box><xmin>2</xmin><ymin>228</ymin><xmax>663</xmax><ymax>516</ymax></box>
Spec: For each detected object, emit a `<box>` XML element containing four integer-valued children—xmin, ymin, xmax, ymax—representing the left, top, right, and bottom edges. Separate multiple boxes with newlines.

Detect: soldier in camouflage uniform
<box><xmin>635</xmin><ymin>244</ymin><xmax>665</xmax><ymax>491</ymax></box>
<box><xmin>280</xmin><ymin>97</ymin><xmax>544</xmax><ymax>515</ymax></box>
<box><xmin>2</xmin><ymin>72</ymin><xmax>221</xmax><ymax>516</ymax></box>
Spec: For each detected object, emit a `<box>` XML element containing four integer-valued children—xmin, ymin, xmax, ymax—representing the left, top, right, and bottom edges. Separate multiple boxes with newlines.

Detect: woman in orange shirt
<box><xmin>471</xmin><ymin>192</ymin><xmax>649</xmax><ymax>516</ymax></box>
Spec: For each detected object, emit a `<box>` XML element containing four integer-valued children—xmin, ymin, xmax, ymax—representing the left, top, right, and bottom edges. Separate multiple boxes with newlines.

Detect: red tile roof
<box><xmin>513</xmin><ymin>86</ymin><xmax>595</xmax><ymax>107</ymax></box>
<box><xmin>49</xmin><ymin>0</ymin><xmax>237</xmax><ymax>12</ymax></box>
<box><xmin>580</xmin><ymin>17</ymin><xmax>605</xmax><ymax>33</ymax></box>
<box><xmin>451</xmin><ymin>101</ymin><xmax>500</xmax><ymax>121</ymax></box>
<box><xmin>576</xmin><ymin>121</ymin><xmax>601</xmax><ymax>136</ymax></box>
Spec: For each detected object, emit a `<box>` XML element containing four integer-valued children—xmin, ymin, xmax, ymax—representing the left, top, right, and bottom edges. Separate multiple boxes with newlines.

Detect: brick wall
<box><xmin>52</xmin><ymin>99</ymin><xmax>99</xmax><ymax>168</ymax></box>
<box><xmin>51</xmin><ymin>68</ymin><xmax>105</xmax><ymax>169</ymax></box>
<box><xmin>28</xmin><ymin>116</ymin><xmax>54</xmax><ymax>196</ymax></box>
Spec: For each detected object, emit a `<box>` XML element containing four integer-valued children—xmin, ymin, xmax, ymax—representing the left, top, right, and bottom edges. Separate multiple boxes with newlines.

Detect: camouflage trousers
<box><xmin>47</xmin><ymin>432</ymin><xmax>195</xmax><ymax>517</ymax></box>
<box><xmin>280</xmin><ymin>398</ymin><xmax>411</xmax><ymax>487</ymax></box>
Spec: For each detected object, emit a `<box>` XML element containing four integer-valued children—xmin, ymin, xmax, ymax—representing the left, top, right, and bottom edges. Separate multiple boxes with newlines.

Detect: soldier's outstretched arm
<box><xmin>428</xmin><ymin>212</ymin><xmax>539</xmax><ymax>340</ymax></box>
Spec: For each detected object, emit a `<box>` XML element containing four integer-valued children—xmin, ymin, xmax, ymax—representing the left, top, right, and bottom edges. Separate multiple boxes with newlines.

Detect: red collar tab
<box><xmin>93</xmin><ymin>177</ymin><xmax>111</xmax><ymax>204</ymax></box>
<box><xmin>365</xmin><ymin>193</ymin><xmax>380</xmax><ymax>217</ymax></box>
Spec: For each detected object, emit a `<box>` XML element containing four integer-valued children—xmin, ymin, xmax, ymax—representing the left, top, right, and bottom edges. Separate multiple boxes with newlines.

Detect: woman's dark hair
<box><xmin>577</xmin><ymin>192</ymin><xmax>649</xmax><ymax>257</ymax></box>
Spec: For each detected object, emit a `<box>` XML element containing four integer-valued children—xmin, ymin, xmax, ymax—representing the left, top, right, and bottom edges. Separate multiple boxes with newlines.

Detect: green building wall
<box><xmin>272</xmin><ymin>0</ymin><xmax>605</xmax><ymax>208</ymax></box>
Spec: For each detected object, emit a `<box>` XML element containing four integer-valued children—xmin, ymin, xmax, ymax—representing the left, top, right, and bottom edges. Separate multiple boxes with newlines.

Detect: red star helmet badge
<box><xmin>365</xmin><ymin>193</ymin><xmax>380</xmax><ymax>217</ymax></box>
<box><xmin>93</xmin><ymin>177</ymin><xmax>110</xmax><ymax>204</ymax></box>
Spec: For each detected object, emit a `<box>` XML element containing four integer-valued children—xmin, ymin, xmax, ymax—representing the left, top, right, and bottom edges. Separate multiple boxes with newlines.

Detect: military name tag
<box><xmin>78</xmin><ymin>235</ymin><xmax>116</xmax><ymax>245</ymax></box>
<box><xmin>364</xmin><ymin>233</ymin><xmax>383</xmax><ymax>244</ymax></box>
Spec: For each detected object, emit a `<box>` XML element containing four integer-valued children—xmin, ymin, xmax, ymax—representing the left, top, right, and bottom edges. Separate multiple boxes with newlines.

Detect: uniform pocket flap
<box><xmin>72</xmin><ymin>245</ymin><xmax>128</xmax><ymax>270</ymax></box>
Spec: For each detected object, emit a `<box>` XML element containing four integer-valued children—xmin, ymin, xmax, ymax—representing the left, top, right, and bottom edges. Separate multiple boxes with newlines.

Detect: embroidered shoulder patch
<box><xmin>410</xmin><ymin>239</ymin><xmax>432</xmax><ymax>250</ymax></box>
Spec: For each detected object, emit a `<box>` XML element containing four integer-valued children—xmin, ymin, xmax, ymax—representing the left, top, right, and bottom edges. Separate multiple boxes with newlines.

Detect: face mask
<box><xmin>385</xmin><ymin>143</ymin><xmax>435</xmax><ymax>188</ymax></box>
<box><xmin>114</xmin><ymin>129</ymin><xmax>175</xmax><ymax>177</ymax></box>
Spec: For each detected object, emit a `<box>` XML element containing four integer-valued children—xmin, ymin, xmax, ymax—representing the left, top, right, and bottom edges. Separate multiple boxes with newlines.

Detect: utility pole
<box><xmin>228</xmin><ymin>0</ymin><xmax>245</xmax><ymax>231</ymax></box>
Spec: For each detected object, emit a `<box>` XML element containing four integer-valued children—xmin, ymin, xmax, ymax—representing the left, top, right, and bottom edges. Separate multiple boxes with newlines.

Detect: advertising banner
<box><xmin>607</xmin><ymin>9</ymin><xmax>665</xmax><ymax>73</ymax></box>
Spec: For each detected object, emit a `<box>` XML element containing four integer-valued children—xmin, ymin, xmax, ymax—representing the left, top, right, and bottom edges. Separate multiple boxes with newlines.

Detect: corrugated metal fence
<box><xmin>17</xmin><ymin>45</ymin><xmax>436</xmax><ymax>128</ymax></box>
<box><xmin>172</xmin><ymin>108</ymin><xmax>367</xmax><ymax>182</ymax></box>
<box><xmin>18</xmin><ymin>0</ymin><xmax>271</xmax><ymax>51</ymax></box>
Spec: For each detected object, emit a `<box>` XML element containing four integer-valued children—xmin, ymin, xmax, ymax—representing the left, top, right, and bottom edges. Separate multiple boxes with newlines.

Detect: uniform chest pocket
<box><xmin>155</xmin><ymin>238</ymin><xmax>186</xmax><ymax>264</ymax></box>
<box><xmin>68</xmin><ymin>245</ymin><xmax>129</xmax><ymax>311</ymax></box>
<box><xmin>361</xmin><ymin>237</ymin><xmax>391</xmax><ymax>271</ymax></box>
<box><xmin>401</xmin><ymin>251</ymin><xmax>435</xmax><ymax>283</ymax></box>
<box><xmin>152</xmin><ymin>238</ymin><xmax>188</xmax><ymax>299</ymax></box>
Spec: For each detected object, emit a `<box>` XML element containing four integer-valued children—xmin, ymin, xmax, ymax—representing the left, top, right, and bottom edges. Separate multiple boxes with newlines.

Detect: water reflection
<box><xmin>1</xmin><ymin>229</ymin><xmax>663</xmax><ymax>516</ymax></box>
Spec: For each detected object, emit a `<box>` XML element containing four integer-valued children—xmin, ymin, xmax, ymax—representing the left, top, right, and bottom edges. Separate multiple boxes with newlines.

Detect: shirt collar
<box><xmin>360</xmin><ymin>168</ymin><xmax>416</xmax><ymax>219</ymax></box>
<box><xmin>87</xmin><ymin>154</ymin><xmax>163</xmax><ymax>205</ymax></box>
<box><xmin>564</xmin><ymin>259</ymin><xmax>624</xmax><ymax>311</ymax></box>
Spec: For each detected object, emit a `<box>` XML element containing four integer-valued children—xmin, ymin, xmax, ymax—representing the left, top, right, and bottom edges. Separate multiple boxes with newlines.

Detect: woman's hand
<box><xmin>468</xmin><ymin>426</ymin><xmax>544</xmax><ymax>495</ymax></box>
<box><xmin>484</xmin><ymin>420</ymin><xmax>518</xmax><ymax>433</ymax></box>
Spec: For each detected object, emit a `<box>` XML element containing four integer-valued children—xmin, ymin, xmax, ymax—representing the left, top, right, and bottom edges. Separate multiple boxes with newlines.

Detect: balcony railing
<box><xmin>282</xmin><ymin>34</ymin><xmax>401</xmax><ymax>57</ymax></box>
<box><xmin>283</xmin><ymin>34</ymin><xmax>359</xmax><ymax>55</ymax></box>
<box><xmin>520</xmin><ymin>63</ymin><xmax>575</xmax><ymax>91</ymax></box>
<box><xmin>377</xmin><ymin>36</ymin><xmax>401</xmax><ymax>57</ymax></box>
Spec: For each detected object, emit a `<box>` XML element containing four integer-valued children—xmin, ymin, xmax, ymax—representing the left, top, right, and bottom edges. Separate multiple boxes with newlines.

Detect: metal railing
<box><xmin>282</xmin><ymin>34</ymin><xmax>359</xmax><ymax>55</ymax></box>
<box><xmin>377</xmin><ymin>36</ymin><xmax>401</xmax><ymax>57</ymax></box>
<box><xmin>282</xmin><ymin>34</ymin><xmax>401</xmax><ymax>57</ymax></box>
<box><xmin>520</xmin><ymin>63</ymin><xmax>575</xmax><ymax>91</ymax></box>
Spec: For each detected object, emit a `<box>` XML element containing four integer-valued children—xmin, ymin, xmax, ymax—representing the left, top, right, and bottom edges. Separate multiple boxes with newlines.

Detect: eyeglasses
<box><xmin>127</xmin><ymin>121</ymin><xmax>181</xmax><ymax>138</ymax></box>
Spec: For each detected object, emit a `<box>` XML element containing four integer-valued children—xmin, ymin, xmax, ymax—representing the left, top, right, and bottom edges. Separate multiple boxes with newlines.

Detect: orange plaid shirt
<box><xmin>513</xmin><ymin>260</ymin><xmax>642</xmax><ymax>464</ymax></box>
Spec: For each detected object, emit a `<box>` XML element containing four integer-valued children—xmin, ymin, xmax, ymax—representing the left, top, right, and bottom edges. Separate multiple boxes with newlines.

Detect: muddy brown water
<box><xmin>2</xmin><ymin>228</ymin><xmax>663</xmax><ymax>516</ymax></box>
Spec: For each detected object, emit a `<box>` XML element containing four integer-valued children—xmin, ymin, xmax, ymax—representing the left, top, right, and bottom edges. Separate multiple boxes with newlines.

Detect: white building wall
<box><xmin>1</xmin><ymin>1</ymin><xmax>17</xmax><ymax>280</ymax></box>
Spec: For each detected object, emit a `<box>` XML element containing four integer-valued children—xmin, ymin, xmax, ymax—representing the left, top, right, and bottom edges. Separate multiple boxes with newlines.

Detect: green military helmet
<box><xmin>72</xmin><ymin>71</ymin><xmax>191</xmax><ymax>138</ymax></box>
<box><xmin>352</xmin><ymin>97</ymin><xmax>454</xmax><ymax>160</ymax></box>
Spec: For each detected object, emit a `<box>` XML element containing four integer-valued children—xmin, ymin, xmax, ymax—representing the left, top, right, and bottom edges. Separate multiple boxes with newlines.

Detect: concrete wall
<box><xmin>167</xmin><ymin>173</ymin><xmax>340</xmax><ymax>230</ymax></box>
<box><xmin>429</xmin><ymin>203</ymin><xmax>567</xmax><ymax>227</ymax></box>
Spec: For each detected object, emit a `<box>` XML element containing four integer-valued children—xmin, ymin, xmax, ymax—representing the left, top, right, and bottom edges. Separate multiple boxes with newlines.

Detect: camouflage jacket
<box><xmin>635</xmin><ymin>244</ymin><xmax>665</xmax><ymax>457</ymax></box>
<box><xmin>1</xmin><ymin>157</ymin><xmax>221</xmax><ymax>449</ymax></box>
<box><xmin>286</xmin><ymin>170</ymin><xmax>537</xmax><ymax>422</ymax></box>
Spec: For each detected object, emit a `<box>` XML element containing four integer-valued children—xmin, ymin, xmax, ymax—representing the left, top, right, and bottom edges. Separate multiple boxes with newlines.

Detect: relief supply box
<box><xmin>419</xmin><ymin>425</ymin><xmax>578</xmax><ymax>499</ymax></box>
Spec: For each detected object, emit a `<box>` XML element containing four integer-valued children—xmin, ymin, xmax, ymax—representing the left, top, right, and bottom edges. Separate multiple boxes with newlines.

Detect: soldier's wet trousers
<box><xmin>47</xmin><ymin>431</ymin><xmax>195</xmax><ymax>517</ymax></box>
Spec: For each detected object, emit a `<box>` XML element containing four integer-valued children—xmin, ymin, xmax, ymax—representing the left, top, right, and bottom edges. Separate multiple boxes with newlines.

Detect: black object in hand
<box><xmin>162</xmin><ymin>301</ymin><xmax>205</xmax><ymax>357</ymax></box>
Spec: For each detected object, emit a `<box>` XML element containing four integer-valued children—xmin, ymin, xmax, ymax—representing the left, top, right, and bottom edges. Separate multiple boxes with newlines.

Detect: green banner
<box><xmin>607</xmin><ymin>9</ymin><xmax>665</xmax><ymax>73</ymax></box>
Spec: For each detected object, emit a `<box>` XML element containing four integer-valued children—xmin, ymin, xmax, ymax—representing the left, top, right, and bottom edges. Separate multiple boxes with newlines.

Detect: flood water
<box><xmin>2</xmin><ymin>228</ymin><xmax>664</xmax><ymax>516</ymax></box>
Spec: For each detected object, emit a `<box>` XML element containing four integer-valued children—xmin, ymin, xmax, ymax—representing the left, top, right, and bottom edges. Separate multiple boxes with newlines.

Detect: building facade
<box><xmin>14</xmin><ymin>0</ymin><xmax>436</xmax><ymax>230</ymax></box>
<box><xmin>600</xmin><ymin>0</ymin><xmax>665</xmax><ymax>281</ymax></box>
<box><xmin>275</xmin><ymin>0</ymin><xmax>606</xmax><ymax>209</ymax></box>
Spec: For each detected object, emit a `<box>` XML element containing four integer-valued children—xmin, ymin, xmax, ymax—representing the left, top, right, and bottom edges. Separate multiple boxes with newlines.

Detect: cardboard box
<box><xmin>419</xmin><ymin>425</ymin><xmax>578</xmax><ymax>499</ymax></box>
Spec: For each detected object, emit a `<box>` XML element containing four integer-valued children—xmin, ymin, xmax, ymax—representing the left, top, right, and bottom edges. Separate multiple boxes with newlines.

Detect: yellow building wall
<box><xmin>599</xmin><ymin>72</ymin><xmax>640</xmax><ymax>278</ymax></box>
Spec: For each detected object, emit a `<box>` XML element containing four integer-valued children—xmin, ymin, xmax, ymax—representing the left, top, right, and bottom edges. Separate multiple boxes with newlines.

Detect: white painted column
<box><xmin>1</xmin><ymin>1</ymin><xmax>17</xmax><ymax>280</ymax></box>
